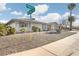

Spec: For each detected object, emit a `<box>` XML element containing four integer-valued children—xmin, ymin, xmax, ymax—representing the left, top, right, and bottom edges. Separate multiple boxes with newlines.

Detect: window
<box><xmin>19</xmin><ymin>22</ymin><xmax>28</xmax><ymax>27</ymax></box>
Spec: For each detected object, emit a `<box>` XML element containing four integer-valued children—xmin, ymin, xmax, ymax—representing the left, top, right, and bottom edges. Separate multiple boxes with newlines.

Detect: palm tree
<box><xmin>68</xmin><ymin>3</ymin><xmax>76</xmax><ymax>30</ymax></box>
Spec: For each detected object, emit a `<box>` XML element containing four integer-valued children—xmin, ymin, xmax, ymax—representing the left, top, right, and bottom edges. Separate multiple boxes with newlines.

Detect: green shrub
<box><xmin>20</xmin><ymin>28</ymin><xmax>27</xmax><ymax>33</ymax></box>
<box><xmin>0</xmin><ymin>24</ymin><xmax>16</xmax><ymax>36</ymax></box>
<box><xmin>38</xmin><ymin>28</ymin><xmax>41</xmax><ymax>32</ymax></box>
<box><xmin>32</xmin><ymin>26</ymin><xmax>37</xmax><ymax>32</ymax></box>
<box><xmin>6</xmin><ymin>26</ymin><xmax>16</xmax><ymax>35</ymax></box>
<box><xmin>0</xmin><ymin>31</ymin><xmax>7</xmax><ymax>36</ymax></box>
<box><xmin>0</xmin><ymin>24</ymin><xmax>7</xmax><ymax>36</ymax></box>
<box><xmin>9</xmin><ymin>28</ymin><xmax>16</xmax><ymax>34</ymax></box>
<box><xmin>32</xmin><ymin>26</ymin><xmax>41</xmax><ymax>32</ymax></box>
<box><xmin>0</xmin><ymin>32</ymin><xmax>4</xmax><ymax>36</ymax></box>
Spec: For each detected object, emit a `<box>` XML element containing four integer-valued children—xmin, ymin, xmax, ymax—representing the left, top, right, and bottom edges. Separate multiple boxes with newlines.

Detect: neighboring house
<box><xmin>6</xmin><ymin>18</ymin><xmax>59</xmax><ymax>32</ymax></box>
<box><xmin>47</xmin><ymin>22</ymin><xmax>59</xmax><ymax>30</ymax></box>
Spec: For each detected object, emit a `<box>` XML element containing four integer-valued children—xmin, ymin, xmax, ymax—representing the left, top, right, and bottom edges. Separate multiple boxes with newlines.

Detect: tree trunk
<box><xmin>69</xmin><ymin>10</ymin><xmax>72</xmax><ymax>31</ymax></box>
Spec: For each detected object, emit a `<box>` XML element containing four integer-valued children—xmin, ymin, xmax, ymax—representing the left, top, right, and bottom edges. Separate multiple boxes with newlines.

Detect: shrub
<box><xmin>32</xmin><ymin>26</ymin><xmax>41</xmax><ymax>32</ymax></box>
<box><xmin>38</xmin><ymin>28</ymin><xmax>41</xmax><ymax>32</ymax></box>
<box><xmin>0</xmin><ymin>24</ymin><xmax>16</xmax><ymax>36</ymax></box>
<box><xmin>6</xmin><ymin>26</ymin><xmax>16</xmax><ymax>35</ymax></box>
<box><xmin>32</xmin><ymin>26</ymin><xmax>37</xmax><ymax>32</ymax></box>
<box><xmin>9</xmin><ymin>28</ymin><xmax>16</xmax><ymax>34</ymax></box>
<box><xmin>0</xmin><ymin>30</ymin><xmax>7</xmax><ymax>36</ymax></box>
<box><xmin>20</xmin><ymin>28</ymin><xmax>27</xmax><ymax>33</ymax></box>
<box><xmin>0</xmin><ymin>32</ymin><xmax>4</xmax><ymax>36</ymax></box>
<box><xmin>0</xmin><ymin>24</ymin><xmax>7</xmax><ymax>36</ymax></box>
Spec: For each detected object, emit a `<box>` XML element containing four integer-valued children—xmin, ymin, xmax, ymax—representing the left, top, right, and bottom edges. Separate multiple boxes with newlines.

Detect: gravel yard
<box><xmin>0</xmin><ymin>31</ymin><xmax>76</xmax><ymax>55</ymax></box>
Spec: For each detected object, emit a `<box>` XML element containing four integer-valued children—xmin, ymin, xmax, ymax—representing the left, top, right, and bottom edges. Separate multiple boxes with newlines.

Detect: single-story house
<box><xmin>6</xmin><ymin>18</ymin><xmax>59</xmax><ymax>32</ymax></box>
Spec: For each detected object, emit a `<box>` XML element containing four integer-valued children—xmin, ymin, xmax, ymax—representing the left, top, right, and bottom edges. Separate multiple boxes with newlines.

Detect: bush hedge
<box><xmin>0</xmin><ymin>24</ymin><xmax>16</xmax><ymax>36</ymax></box>
<box><xmin>32</xmin><ymin>26</ymin><xmax>41</xmax><ymax>32</ymax></box>
<box><xmin>20</xmin><ymin>28</ymin><xmax>27</xmax><ymax>33</ymax></box>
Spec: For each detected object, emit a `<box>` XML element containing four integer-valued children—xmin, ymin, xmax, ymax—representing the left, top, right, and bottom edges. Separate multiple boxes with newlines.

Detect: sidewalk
<box><xmin>8</xmin><ymin>32</ymin><xmax>79</xmax><ymax>56</ymax></box>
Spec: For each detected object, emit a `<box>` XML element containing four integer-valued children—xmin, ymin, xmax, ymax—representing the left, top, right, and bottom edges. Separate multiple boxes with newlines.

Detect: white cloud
<box><xmin>22</xmin><ymin>14</ymin><xmax>28</xmax><ymax>18</ymax></box>
<box><xmin>33</xmin><ymin>4</ymin><xmax>49</xmax><ymax>17</ymax></box>
<box><xmin>8</xmin><ymin>8</ymin><xmax>12</xmax><ymax>10</ymax></box>
<box><xmin>20</xmin><ymin>4</ymin><xmax>48</xmax><ymax>19</ymax></box>
<box><xmin>32</xmin><ymin>4</ymin><xmax>62</xmax><ymax>23</ymax></box>
<box><xmin>21</xmin><ymin>4</ymin><xmax>49</xmax><ymax>22</ymax></box>
<box><xmin>75</xmin><ymin>15</ymin><xmax>79</xmax><ymax>19</ymax></box>
<box><xmin>18</xmin><ymin>13</ymin><xmax>30</xmax><ymax>19</ymax></box>
<box><xmin>73</xmin><ymin>15</ymin><xmax>79</xmax><ymax>27</ymax></box>
<box><xmin>35</xmin><ymin>13</ymin><xmax>61</xmax><ymax>23</ymax></box>
<box><xmin>0</xmin><ymin>3</ymin><xmax>12</xmax><ymax>12</ymax></box>
<box><xmin>62</xmin><ymin>12</ymin><xmax>69</xmax><ymax>19</ymax></box>
<box><xmin>0</xmin><ymin>19</ymin><xmax>9</xmax><ymax>23</ymax></box>
<box><xmin>61</xmin><ymin>12</ymin><xmax>79</xmax><ymax>27</ymax></box>
<box><xmin>73</xmin><ymin>20</ymin><xmax>79</xmax><ymax>27</ymax></box>
<box><xmin>34</xmin><ymin>11</ymin><xmax>79</xmax><ymax>27</ymax></box>
<box><xmin>35</xmin><ymin>4</ymin><xmax>49</xmax><ymax>14</ymax></box>
<box><xmin>62</xmin><ymin>12</ymin><xmax>75</xmax><ymax>20</ymax></box>
<box><xmin>0</xmin><ymin>3</ymin><xmax>7</xmax><ymax>12</ymax></box>
<box><xmin>11</xmin><ymin>11</ymin><xmax>23</xmax><ymax>16</ymax></box>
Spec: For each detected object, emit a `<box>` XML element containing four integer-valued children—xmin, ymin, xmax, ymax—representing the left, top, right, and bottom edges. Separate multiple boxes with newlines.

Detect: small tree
<box><xmin>68</xmin><ymin>16</ymin><xmax>75</xmax><ymax>30</ymax></box>
<box><xmin>68</xmin><ymin>3</ymin><xmax>76</xmax><ymax>30</ymax></box>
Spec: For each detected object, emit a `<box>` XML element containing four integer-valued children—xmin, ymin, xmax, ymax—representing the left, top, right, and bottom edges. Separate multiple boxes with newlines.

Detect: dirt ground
<box><xmin>0</xmin><ymin>31</ymin><xmax>76</xmax><ymax>56</ymax></box>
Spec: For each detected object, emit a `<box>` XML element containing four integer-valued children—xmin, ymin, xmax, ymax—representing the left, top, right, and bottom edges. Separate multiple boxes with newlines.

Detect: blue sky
<box><xmin>6</xmin><ymin>3</ymin><xmax>79</xmax><ymax>14</ymax></box>
<box><xmin>0</xmin><ymin>3</ymin><xmax>79</xmax><ymax>26</ymax></box>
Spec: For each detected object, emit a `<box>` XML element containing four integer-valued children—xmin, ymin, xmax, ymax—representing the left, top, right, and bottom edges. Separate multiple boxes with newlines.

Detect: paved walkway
<box><xmin>8</xmin><ymin>31</ymin><xmax>79</xmax><ymax>56</ymax></box>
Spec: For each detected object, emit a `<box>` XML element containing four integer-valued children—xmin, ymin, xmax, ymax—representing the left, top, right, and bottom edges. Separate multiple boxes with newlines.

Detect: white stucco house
<box><xmin>6</xmin><ymin>18</ymin><xmax>59</xmax><ymax>32</ymax></box>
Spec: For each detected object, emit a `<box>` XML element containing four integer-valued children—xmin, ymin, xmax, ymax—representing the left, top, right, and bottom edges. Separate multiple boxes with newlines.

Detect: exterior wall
<box><xmin>9</xmin><ymin>22</ymin><xmax>16</xmax><ymax>28</ymax></box>
<box><xmin>9</xmin><ymin>22</ymin><xmax>18</xmax><ymax>32</ymax></box>
<box><xmin>47</xmin><ymin>25</ymin><xmax>51</xmax><ymax>31</ymax></box>
<box><xmin>17</xmin><ymin>22</ymin><xmax>31</xmax><ymax>32</ymax></box>
<box><xmin>31</xmin><ymin>23</ymin><xmax>43</xmax><ymax>31</ymax></box>
<box><xmin>9</xmin><ymin>22</ymin><xmax>21</xmax><ymax>32</ymax></box>
<box><xmin>27</xmin><ymin>22</ymin><xmax>32</xmax><ymax>32</ymax></box>
<box><xmin>42</xmin><ymin>24</ymin><xmax>48</xmax><ymax>31</ymax></box>
<box><xmin>8</xmin><ymin>21</ymin><xmax>59</xmax><ymax>32</ymax></box>
<box><xmin>9</xmin><ymin>22</ymin><xmax>30</xmax><ymax>32</ymax></box>
<box><xmin>51</xmin><ymin>24</ymin><xmax>59</xmax><ymax>30</ymax></box>
<box><xmin>47</xmin><ymin>24</ymin><xmax>59</xmax><ymax>31</ymax></box>
<box><xmin>15</xmin><ymin>22</ymin><xmax>21</xmax><ymax>32</ymax></box>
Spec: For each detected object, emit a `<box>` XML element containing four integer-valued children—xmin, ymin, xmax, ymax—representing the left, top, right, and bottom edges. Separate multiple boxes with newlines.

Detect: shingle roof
<box><xmin>6</xmin><ymin>18</ymin><xmax>59</xmax><ymax>25</ymax></box>
<box><xmin>6</xmin><ymin>18</ymin><xmax>47</xmax><ymax>25</ymax></box>
<box><xmin>48</xmin><ymin>22</ymin><xmax>58</xmax><ymax>25</ymax></box>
